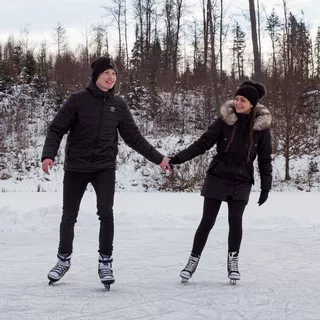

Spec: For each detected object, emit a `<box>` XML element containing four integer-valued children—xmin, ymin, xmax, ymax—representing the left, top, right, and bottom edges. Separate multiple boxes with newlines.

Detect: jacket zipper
<box><xmin>91</xmin><ymin>97</ymin><xmax>105</xmax><ymax>164</ymax></box>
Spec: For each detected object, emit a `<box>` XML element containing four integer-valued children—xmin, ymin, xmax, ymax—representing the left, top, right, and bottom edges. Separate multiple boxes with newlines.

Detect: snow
<box><xmin>1</xmin><ymin>191</ymin><xmax>320</xmax><ymax>319</ymax></box>
<box><xmin>1</xmin><ymin>134</ymin><xmax>320</xmax><ymax>193</ymax></box>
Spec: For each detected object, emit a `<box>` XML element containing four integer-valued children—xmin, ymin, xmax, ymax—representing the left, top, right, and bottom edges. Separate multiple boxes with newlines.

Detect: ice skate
<box><xmin>180</xmin><ymin>254</ymin><xmax>200</xmax><ymax>283</ymax></box>
<box><xmin>98</xmin><ymin>254</ymin><xmax>115</xmax><ymax>291</ymax></box>
<box><xmin>48</xmin><ymin>253</ymin><xmax>71</xmax><ymax>285</ymax></box>
<box><xmin>228</xmin><ymin>251</ymin><xmax>240</xmax><ymax>285</ymax></box>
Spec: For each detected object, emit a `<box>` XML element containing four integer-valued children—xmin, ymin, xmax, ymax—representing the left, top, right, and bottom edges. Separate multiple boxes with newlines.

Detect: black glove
<box><xmin>258</xmin><ymin>189</ymin><xmax>269</xmax><ymax>206</ymax></box>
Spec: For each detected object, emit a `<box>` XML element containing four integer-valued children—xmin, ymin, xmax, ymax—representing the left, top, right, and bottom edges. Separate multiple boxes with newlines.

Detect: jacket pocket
<box><xmin>207</xmin><ymin>159</ymin><xmax>219</xmax><ymax>173</ymax></box>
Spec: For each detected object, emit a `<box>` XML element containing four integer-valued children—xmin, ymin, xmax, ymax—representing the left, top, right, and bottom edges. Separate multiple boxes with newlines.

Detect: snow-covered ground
<box><xmin>1</xmin><ymin>134</ymin><xmax>320</xmax><ymax>193</ymax></box>
<box><xmin>0</xmin><ymin>192</ymin><xmax>319</xmax><ymax>320</ymax></box>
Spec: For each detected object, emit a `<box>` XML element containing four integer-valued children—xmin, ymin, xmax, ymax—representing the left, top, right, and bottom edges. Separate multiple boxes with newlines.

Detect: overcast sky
<box><xmin>1</xmin><ymin>0</ymin><xmax>320</xmax><ymax>55</ymax></box>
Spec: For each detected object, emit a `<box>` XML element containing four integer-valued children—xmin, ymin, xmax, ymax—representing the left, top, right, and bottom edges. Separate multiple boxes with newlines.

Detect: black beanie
<box><xmin>235</xmin><ymin>80</ymin><xmax>267</xmax><ymax>107</ymax></box>
<box><xmin>91</xmin><ymin>57</ymin><xmax>118</xmax><ymax>83</ymax></box>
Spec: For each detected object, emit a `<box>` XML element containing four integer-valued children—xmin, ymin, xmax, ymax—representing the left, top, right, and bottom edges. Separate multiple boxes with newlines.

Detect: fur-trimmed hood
<box><xmin>220</xmin><ymin>100</ymin><xmax>272</xmax><ymax>131</ymax></box>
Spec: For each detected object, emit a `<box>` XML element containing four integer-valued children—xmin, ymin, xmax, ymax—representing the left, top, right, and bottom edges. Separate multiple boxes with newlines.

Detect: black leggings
<box><xmin>58</xmin><ymin>169</ymin><xmax>115</xmax><ymax>256</ymax></box>
<box><xmin>191</xmin><ymin>197</ymin><xmax>247</xmax><ymax>256</ymax></box>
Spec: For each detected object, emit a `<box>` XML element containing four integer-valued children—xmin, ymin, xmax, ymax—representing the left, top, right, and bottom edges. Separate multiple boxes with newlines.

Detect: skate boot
<box><xmin>48</xmin><ymin>253</ymin><xmax>71</xmax><ymax>285</ymax></box>
<box><xmin>179</xmin><ymin>254</ymin><xmax>200</xmax><ymax>283</ymax></box>
<box><xmin>98</xmin><ymin>254</ymin><xmax>115</xmax><ymax>291</ymax></box>
<box><xmin>228</xmin><ymin>251</ymin><xmax>240</xmax><ymax>285</ymax></box>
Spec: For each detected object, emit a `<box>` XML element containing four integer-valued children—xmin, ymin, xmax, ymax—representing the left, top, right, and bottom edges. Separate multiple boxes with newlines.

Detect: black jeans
<box><xmin>58</xmin><ymin>169</ymin><xmax>115</xmax><ymax>256</ymax></box>
<box><xmin>191</xmin><ymin>196</ymin><xmax>247</xmax><ymax>256</ymax></box>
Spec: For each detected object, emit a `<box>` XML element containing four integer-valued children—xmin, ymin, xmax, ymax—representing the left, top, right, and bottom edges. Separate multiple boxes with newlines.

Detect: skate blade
<box><xmin>230</xmin><ymin>279</ymin><xmax>237</xmax><ymax>285</ymax></box>
<box><xmin>181</xmin><ymin>278</ymin><xmax>189</xmax><ymax>283</ymax></box>
<box><xmin>104</xmin><ymin>284</ymin><xmax>111</xmax><ymax>291</ymax></box>
<box><xmin>101</xmin><ymin>279</ymin><xmax>115</xmax><ymax>290</ymax></box>
<box><xmin>48</xmin><ymin>277</ymin><xmax>59</xmax><ymax>285</ymax></box>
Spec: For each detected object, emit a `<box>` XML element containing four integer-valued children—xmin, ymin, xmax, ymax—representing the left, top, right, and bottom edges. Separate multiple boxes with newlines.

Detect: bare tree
<box><xmin>314</xmin><ymin>26</ymin><xmax>320</xmax><ymax>78</ymax></box>
<box><xmin>173</xmin><ymin>0</ymin><xmax>184</xmax><ymax>82</ymax></box>
<box><xmin>208</xmin><ymin>0</ymin><xmax>219</xmax><ymax>105</ymax></box>
<box><xmin>248</xmin><ymin>0</ymin><xmax>261</xmax><ymax>81</ymax></box>
<box><xmin>52</xmin><ymin>22</ymin><xmax>67</xmax><ymax>57</ymax></box>
<box><xmin>219</xmin><ymin>0</ymin><xmax>223</xmax><ymax>73</ymax></box>
<box><xmin>124</xmin><ymin>0</ymin><xmax>129</xmax><ymax>67</ymax></box>
<box><xmin>81</xmin><ymin>23</ymin><xmax>89</xmax><ymax>65</ymax></box>
<box><xmin>101</xmin><ymin>0</ymin><xmax>124</xmax><ymax>60</ymax></box>
<box><xmin>232</xmin><ymin>22</ymin><xmax>246</xmax><ymax>79</ymax></box>
<box><xmin>202</xmin><ymin>0</ymin><xmax>209</xmax><ymax>70</ymax></box>
<box><xmin>91</xmin><ymin>23</ymin><xmax>108</xmax><ymax>57</ymax></box>
<box><xmin>266</xmin><ymin>8</ymin><xmax>282</xmax><ymax>75</ymax></box>
<box><xmin>20</xmin><ymin>24</ymin><xmax>31</xmax><ymax>54</ymax></box>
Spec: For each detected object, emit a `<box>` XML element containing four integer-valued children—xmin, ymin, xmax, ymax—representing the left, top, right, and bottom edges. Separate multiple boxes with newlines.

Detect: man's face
<box><xmin>96</xmin><ymin>69</ymin><xmax>117</xmax><ymax>91</ymax></box>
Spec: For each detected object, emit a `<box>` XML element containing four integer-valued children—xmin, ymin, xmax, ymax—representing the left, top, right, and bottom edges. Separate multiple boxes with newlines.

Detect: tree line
<box><xmin>0</xmin><ymin>0</ymin><xmax>320</xmax><ymax>181</ymax></box>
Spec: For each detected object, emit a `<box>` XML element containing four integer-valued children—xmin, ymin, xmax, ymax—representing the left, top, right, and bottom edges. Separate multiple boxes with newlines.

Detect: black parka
<box><xmin>173</xmin><ymin>101</ymin><xmax>272</xmax><ymax>203</ymax></box>
<box><xmin>41</xmin><ymin>80</ymin><xmax>164</xmax><ymax>172</ymax></box>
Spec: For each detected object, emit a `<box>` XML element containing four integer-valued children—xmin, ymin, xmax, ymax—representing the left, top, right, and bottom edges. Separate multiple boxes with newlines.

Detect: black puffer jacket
<box><xmin>172</xmin><ymin>101</ymin><xmax>272</xmax><ymax>201</ymax></box>
<box><xmin>41</xmin><ymin>80</ymin><xmax>164</xmax><ymax>172</ymax></box>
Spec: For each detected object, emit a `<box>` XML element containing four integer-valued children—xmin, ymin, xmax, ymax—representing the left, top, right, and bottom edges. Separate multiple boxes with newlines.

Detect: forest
<box><xmin>0</xmin><ymin>0</ymin><xmax>319</xmax><ymax>190</ymax></box>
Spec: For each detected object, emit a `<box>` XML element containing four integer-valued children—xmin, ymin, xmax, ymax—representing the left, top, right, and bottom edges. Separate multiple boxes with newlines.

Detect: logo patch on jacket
<box><xmin>110</xmin><ymin>106</ymin><xmax>116</xmax><ymax>112</ymax></box>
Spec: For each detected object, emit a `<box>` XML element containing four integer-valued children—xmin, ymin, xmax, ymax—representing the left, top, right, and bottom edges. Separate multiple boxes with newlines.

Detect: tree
<box><xmin>53</xmin><ymin>22</ymin><xmax>68</xmax><ymax>57</ymax></box>
<box><xmin>266</xmin><ymin>8</ymin><xmax>282</xmax><ymax>76</ymax></box>
<box><xmin>91</xmin><ymin>23</ymin><xmax>108</xmax><ymax>57</ymax></box>
<box><xmin>101</xmin><ymin>0</ymin><xmax>125</xmax><ymax>63</ymax></box>
<box><xmin>232</xmin><ymin>22</ymin><xmax>246</xmax><ymax>79</ymax></box>
<box><xmin>20</xmin><ymin>50</ymin><xmax>37</xmax><ymax>84</ymax></box>
<box><xmin>248</xmin><ymin>0</ymin><xmax>261</xmax><ymax>81</ymax></box>
<box><xmin>314</xmin><ymin>26</ymin><xmax>320</xmax><ymax>79</ymax></box>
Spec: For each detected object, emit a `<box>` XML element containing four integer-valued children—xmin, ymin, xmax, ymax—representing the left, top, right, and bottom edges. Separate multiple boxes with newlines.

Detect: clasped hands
<box><xmin>159</xmin><ymin>157</ymin><xmax>172</xmax><ymax>173</ymax></box>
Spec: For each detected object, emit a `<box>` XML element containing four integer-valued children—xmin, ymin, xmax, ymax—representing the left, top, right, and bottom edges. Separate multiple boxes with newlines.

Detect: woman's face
<box><xmin>96</xmin><ymin>69</ymin><xmax>117</xmax><ymax>92</ymax></box>
<box><xmin>234</xmin><ymin>95</ymin><xmax>253</xmax><ymax>114</ymax></box>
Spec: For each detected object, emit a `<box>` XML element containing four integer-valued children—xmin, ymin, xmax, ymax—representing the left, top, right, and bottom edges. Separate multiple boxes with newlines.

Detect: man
<box><xmin>42</xmin><ymin>57</ymin><xmax>169</xmax><ymax>287</ymax></box>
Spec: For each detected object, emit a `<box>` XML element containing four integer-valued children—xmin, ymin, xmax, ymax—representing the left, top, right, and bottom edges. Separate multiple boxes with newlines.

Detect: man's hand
<box><xmin>159</xmin><ymin>157</ymin><xmax>171</xmax><ymax>173</ymax></box>
<box><xmin>258</xmin><ymin>189</ymin><xmax>269</xmax><ymax>206</ymax></box>
<box><xmin>42</xmin><ymin>158</ymin><xmax>54</xmax><ymax>175</ymax></box>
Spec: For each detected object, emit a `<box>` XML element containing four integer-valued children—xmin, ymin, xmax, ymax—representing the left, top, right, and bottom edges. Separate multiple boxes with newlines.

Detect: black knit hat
<box><xmin>91</xmin><ymin>57</ymin><xmax>118</xmax><ymax>83</ymax></box>
<box><xmin>235</xmin><ymin>80</ymin><xmax>267</xmax><ymax>107</ymax></box>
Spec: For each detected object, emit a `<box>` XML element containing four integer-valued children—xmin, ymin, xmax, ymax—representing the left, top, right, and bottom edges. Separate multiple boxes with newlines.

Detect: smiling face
<box><xmin>234</xmin><ymin>95</ymin><xmax>253</xmax><ymax>114</ymax></box>
<box><xmin>95</xmin><ymin>69</ymin><xmax>117</xmax><ymax>92</ymax></box>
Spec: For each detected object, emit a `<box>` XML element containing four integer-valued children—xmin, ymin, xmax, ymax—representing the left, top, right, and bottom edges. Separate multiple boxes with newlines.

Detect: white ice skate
<box><xmin>228</xmin><ymin>251</ymin><xmax>240</xmax><ymax>285</ymax></box>
<box><xmin>98</xmin><ymin>254</ymin><xmax>115</xmax><ymax>291</ymax></box>
<box><xmin>48</xmin><ymin>253</ymin><xmax>71</xmax><ymax>285</ymax></box>
<box><xmin>180</xmin><ymin>254</ymin><xmax>200</xmax><ymax>283</ymax></box>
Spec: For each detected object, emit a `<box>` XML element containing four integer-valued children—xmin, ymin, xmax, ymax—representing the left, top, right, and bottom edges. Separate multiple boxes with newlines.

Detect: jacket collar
<box><xmin>85</xmin><ymin>79</ymin><xmax>115</xmax><ymax>99</ymax></box>
<box><xmin>220</xmin><ymin>100</ymin><xmax>272</xmax><ymax>131</ymax></box>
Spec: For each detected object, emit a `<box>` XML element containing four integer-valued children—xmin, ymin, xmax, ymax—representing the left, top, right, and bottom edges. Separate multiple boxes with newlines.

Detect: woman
<box><xmin>169</xmin><ymin>80</ymin><xmax>272</xmax><ymax>283</ymax></box>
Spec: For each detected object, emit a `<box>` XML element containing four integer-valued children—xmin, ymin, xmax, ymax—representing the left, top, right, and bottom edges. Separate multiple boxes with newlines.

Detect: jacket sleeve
<box><xmin>173</xmin><ymin>117</ymin><xmax>222</xmax><ymax>164</ymax></box>
<box><xmin>257</xmin><ymin>129</ymin><xmax>272</xmax><ymax>190</ymax></box>
<box><xmin>41</xmin><ymin>95</ymin><xmax>77</xmax><ymax>162</ymax></box>
<box><xmin>118</xmin><ymin>103</ymin><xmax>164</xmax><ymax>165</ymax></box>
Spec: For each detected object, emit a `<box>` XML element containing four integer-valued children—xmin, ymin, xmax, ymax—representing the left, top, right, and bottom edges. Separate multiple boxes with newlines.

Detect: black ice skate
<box><xmin>228</xmin><ymin>251</ymin><xmax>240</xmax><ymax>285</ymax></box>
<box><xmin>48</xmin><ymin>253</ymin><xmax>71</xmax><ymax>285</ymax></box>
<box><xmin>98</xmin><ymin>254</ymin><xmax>115</xmax><ymax>291</ymax></box>
<box><xmin>180</xmin><ymin>254</ymin><xmax>200</xmax><ymax>283</ymax></box>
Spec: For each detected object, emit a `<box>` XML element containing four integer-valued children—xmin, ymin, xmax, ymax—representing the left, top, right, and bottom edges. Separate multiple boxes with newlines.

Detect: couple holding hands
<box><xmin>42</xmin><ymin>56</ymin><xmax>272</xmax><ymax>286</ymax></box>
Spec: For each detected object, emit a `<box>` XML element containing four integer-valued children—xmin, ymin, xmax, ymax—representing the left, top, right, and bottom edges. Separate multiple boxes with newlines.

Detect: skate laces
<box><xmin>99</xmin><ymin>255</ymin><xmax>113</xmax><ymax>278</ymax></box>
<box><xmin>228</xmin><ymin>252</ymin><xmax>239</xmax><ymax>273</ymax></box>
<box><xmin>99</xmin><ymin>262</ymin><xmax>113</xmax><ymax>278</ymax></box>
<box><xmin>51</xmin><ymin>259</ymin><xmax>70</xmax><ymax>275</ymax></box>
<box><xmin>184</xmin><ymin>255</ymin><xmax>199</xmax><ymax>273</ymax></box>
